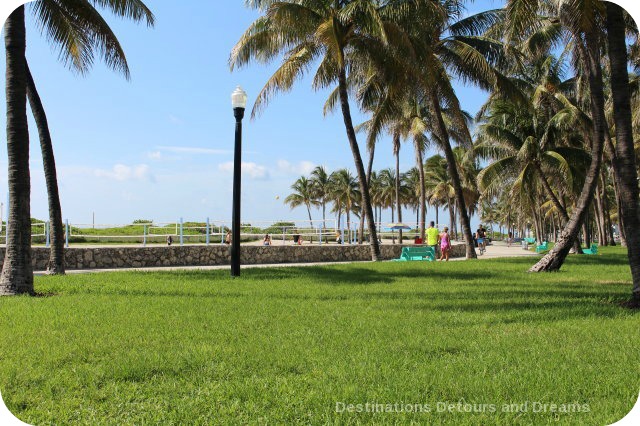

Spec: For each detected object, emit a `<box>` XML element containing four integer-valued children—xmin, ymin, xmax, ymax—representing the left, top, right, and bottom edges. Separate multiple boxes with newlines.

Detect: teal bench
<box><xmin>535</xmin><ymin>241</ymin><xmax>548</xmax><ymax>253</ymax></box>
<box><xmin>393</xmin><ymin>246</ymin><xmax>435</xmax><ymax>262</ymax></box>
<box><xmin>524</xmin><ymin>238</ymin><xmax>536</xmax><ymax>244</ymax></box>
<box><xmin>583</xmin><ymin>243</ymin><xmax>598</xmax><ymax>255</ymax></box>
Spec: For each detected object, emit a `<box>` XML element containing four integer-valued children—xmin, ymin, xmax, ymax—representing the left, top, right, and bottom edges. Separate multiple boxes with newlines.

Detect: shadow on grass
<box><xmin>35</xmin><ymin>252</ymin><xmax>636</xmax><ymax>322</ymax></box>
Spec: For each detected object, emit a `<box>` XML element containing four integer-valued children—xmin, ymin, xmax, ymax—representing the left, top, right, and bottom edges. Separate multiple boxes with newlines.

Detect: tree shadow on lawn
<box><xmin>48</xmin><ymin>254</ymin><xmax>634</xmax><ymax>317</ymax></box>
<box><xmin>68</xmin><ymin>272</ymin><xmax>635</xmax><ymax>325</ymax></box>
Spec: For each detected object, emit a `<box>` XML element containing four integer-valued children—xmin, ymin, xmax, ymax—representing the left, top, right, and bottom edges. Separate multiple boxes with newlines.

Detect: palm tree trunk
<box><xmin>530</xmin><ymin>32</ymin><xmax>605</xmax><ymax>272</ymax></box>
<box><xmin>582</xmin><ymin>211</ymin><xmax>591</xmax><ymax>248</ymax></box>
<box><xmin>394</xmin><ymin>133</ymin><xmax>403</xmax><ymax>244</ymax></box>
<box><xmin>534</xmin><ymin>162</ymin><xmax>569</xmax><ymax>223</ymax></box>
<box><xmin>306</xmin><ymin>203</ymin><xmax>313</xmax><ymax>228</ymax></box>
<box><xmin>337</xmin><ymin>65</ymin><xmax>379</xmax><ymax>259</ymax></box>
<box><xmin>25</xmin><ymin>62</ymin><xmax>65</xmax><ymax>274</ymax></box>
<box><xmin>360</xmin><ymin>149</ymin><xmax>374</xmax><ymax>244</ymax></box>
<box><xmin>604</xmin><ymin>132</ymin><xmax>626</xmax><ymax>246</ymax></box>
<box><xmin>606</xmin><ymin>2</ymin><xmax>640</xmax><ymax>306</ymax></box>
<box><xmin>593</xmin><ymin>181</ymin><xmax>606</xmax><ymax>245</ymax></box>
<box><xmin>601</xmin><ymin>180</ymin><xmax>615</xmax><ymax>246</ymax></box>
<box><xmin>430</xmin><ymin>92</ymin><xmax>476</xmax><ymax>258</ymax></box>
<box><xmin>0</xmin><ymin>6</ymin><xmax>33</xmax><ymax>295</ymax></box>
<box><xmin>414</xmin><ymin>135</ymin><xmax>426</xmax><ymax>241</ymax></box>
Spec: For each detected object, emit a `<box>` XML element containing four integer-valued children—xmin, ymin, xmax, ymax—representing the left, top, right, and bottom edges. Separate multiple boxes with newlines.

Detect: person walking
<box><xmin>426</xmin><ymin>221</ymin><xmax>440</xmax><ymax>257</ymax></box>
<box><xmin>439</xmin><ymin>227</ymin><xmax>451</xmax><ymax>261</ymax></box>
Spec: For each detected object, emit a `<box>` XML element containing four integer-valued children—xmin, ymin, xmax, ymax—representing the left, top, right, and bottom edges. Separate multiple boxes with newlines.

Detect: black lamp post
<box><xmin>231</xmin><ymin>86</ymin><xmax>247</xmax><ymax>277</ymax></box>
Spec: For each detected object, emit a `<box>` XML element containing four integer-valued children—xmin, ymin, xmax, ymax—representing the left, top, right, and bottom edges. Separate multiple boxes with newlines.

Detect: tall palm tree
<box><xmin>505</xmin><ymin>0</ymin><xmax>609</xmax><ymax>272</ymax></box>
<box><xmin>310</xmin><ymin>165</ymin><xmax>331</xmax><ymax>231</ymax></box>
<box><xmin>386</xmin><ymin>1</ymin><xmax>512</xmax><ymax>258</ymax></box>
<box><xmin>368</xmin><ymin>170</ymin><xmax>383</xmax><ymax>229</ymax></box>
<box><xmin>24</xmin><ymin>0</ymin><xmax>154</xmax><ymax>275</ymax></box>
<box><xmin>424</xmin><ymin>154</ymin><xmax>456</xmax><ymax>237</ymax></box>
<box><xmin>231</xmin><ymin>0</ymin><xmax>407</xmax><ymax>260</ymax></box>
<box><xmin>0</xmin><ymin>6</ymin><xmax>32</xmax><ymax>294</ymax></box>
<box><xmin>404</xmin><ymin>166</ymin><xmax>421</xmax><ymax>226</ymax></box>
<box><xmin>329</xmin><ymin>169</ymin><xmax>360</xmax><ymax>241</ymax></box>
<box><xmin>285</xmin><ymin>176</ymin><xmax>317</xmax><ymax>227</ymax></box>
<box><xmin>605</xmin><ymin>2</ymin><xmax>640</xmax><ymax>306</ymax></box>
<box><xmin>474</xmin><ymin>94</ymin><xmax>590</xmax><ymax>231</ymax></box>
<box><xmin>25</xmin><ymin>64</ymin><xmax>64</xmax><ymax>274</ymax></box>
<box><xmin>1</xmin><ymin>0</ymin><xmax>154</xmax><ymax>290</ymax></box>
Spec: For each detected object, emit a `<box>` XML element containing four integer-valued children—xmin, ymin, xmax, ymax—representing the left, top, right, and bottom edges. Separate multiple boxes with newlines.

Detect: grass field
<box><xmin>0</xmin><ymin>248</ymin><xmax>638</xmax><ymax>424</ymax></box>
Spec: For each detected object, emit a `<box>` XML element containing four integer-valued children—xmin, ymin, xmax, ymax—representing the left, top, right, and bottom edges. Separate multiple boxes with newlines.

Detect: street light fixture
<box><xmin>231</xmin><ymin>86</ymin><xmax>247</xmax><ymax>277</ymax></box>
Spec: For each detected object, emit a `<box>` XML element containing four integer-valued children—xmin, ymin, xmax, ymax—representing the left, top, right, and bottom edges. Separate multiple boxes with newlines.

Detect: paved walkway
<box><xmin>34</xmin><ymin>241</ymin><xmax>539</xmax><ymax>275</ymax></box>
<box><xmin>471</xmin><ymin>240</ymin><xmax>540</xmax><ymax>259</ymax></box>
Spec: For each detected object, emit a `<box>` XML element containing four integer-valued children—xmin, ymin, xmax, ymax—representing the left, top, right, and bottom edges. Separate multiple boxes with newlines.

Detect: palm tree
<box><xmin>424</xmin><ymin>154</ymin><xmax>456</xmax><ymax>237</ymax></box>
<box><xmin>605</xmin><ymin>2</ymin><xmax>640</xmax><ymax>306</ymax></box>
<box><xmin>377</xmin><ymin>168</ymin><xmax>397</xmax><ymax>243</ymax></box>
<box><xmin>25</xmin><ymin>0</ymin><xmax>153</xmax><ymax>275</ymax></box>
<box><xmin>368</xmin><ymin>170</ymin><xmax>383</xmax><ymax>229</ymax></box>
<box><xmin>1</xmin><ymin>0</ymin><xmax>154</xmax><ymax>290</ymax></box>
<box><xmin>231</xmin><ymin>0</ymin><xmax>404</xmax><ymax>260</ymax></box>
<box><xmin>329</xmin><ymin>169</ymin><xmax>360</xmax><ymax>242</ymax></box>
<box><xmin>0</xmin><ymin>6</ymin><xmax>32</xmax><ymax>294</ymax></box>
<box><xmin>386</xmin><ymin>1</ymin><xmax>512</xmax><ymax>258</ymax></box>
<box><xmin>474</xmin><ymin>94</ymin><xmax>590</xmax><ymax>233</ymax></box>
<box><xmin>310</xmin><ymin>165</ymin><xmax>331</xmax><ymax>231</ymax></box>
<box><xmin>505</xmin><ymin>0</ymin><xmax>609</xmax><ymax>272</ymax></box>
<box><xmin>25</xmin><ymin>64</ymin><xmax>64</xmax><ymax>274</ymax></box>
<box><xmin>285</xmin><ymin>176</ymin><xmax>317</xmax><ymax>227</ymax></box>
<box><xmin>404</xmin><ymin>167</ymin><xmax>421</xmax><ymax>226</ymax></box>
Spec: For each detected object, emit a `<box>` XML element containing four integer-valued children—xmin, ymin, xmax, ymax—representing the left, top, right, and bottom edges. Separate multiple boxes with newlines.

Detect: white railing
<box><xmin>0</xmin><ymin>219</ymin><xmax>452</xmax><ymax>246</ymax></box>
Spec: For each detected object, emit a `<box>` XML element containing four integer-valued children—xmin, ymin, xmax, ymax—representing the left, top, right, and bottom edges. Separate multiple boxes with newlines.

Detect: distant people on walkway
<box><xmin>166</xmin><ymin>235</ymin><xmax>173</xmax><ymax>246</ymax></box>
<box><xmin>475</xmin><ymin>225</ymin><xmax>487</xmax><ymax>248</ymax></box>
<box><xmin>335</xmin><ymin>230</ymin><xmax>342</xmax><ymax>244</ymax></box>
<box><xmin>292</xmin><ymin>230</ymin><xmax>303</xmax><ymax>245</ymax></box>
<box><xmin>439</xmin><ymin>227</ymin><xmax>451</xmax><ymax>261</ymax></box>
<box><xmin>507</xmin><ymin>231</ymin><xmax>513</xmax><ymax>247</ymax></box>
<box><xmin>225</xmin><ymin>230</ymin><xmax>232</xmax><ymax>245</ymax></box>
<box><xmin>263</xmin><ymin>234</ymin><xmax>272</xmax><ymax>246</ymax></box>
<box><xmin>426</xmin><ymin>221</ymin><xmax>439</xmax><ymax>254</ymax></box>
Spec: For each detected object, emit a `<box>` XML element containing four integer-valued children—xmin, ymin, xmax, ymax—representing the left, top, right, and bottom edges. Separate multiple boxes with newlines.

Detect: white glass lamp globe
<box><xmin>231</xmin><ymin>86</ymin><xmax>248</xmax><ymax>109</ymax></box>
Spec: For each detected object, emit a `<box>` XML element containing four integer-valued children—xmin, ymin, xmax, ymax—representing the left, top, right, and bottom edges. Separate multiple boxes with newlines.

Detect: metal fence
<box><xmin>0</xmin><ymin>219</ymin><xmax>454</xmax><ymax>247</ymax></box>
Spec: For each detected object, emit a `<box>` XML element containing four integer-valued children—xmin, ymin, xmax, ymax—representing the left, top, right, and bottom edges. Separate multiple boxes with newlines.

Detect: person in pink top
<box><xmin>439</xmin><ymin>227</ymin><xmax>451</xmax><ymax>261</ymax></box>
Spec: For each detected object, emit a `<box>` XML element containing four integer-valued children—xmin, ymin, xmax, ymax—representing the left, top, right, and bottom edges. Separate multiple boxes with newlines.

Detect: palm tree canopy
<box><xmin>30</xmin><ymin>0</ymin><xmax>154</xmax><ymax>78</ymax></box>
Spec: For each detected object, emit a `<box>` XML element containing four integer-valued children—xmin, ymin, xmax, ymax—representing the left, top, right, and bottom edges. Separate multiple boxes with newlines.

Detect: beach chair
<box><xmin>582</xmin><ymin>243</ymin><xmax>598</xmax><ymax>255</ymax></box>
<box><xmin>522</xmin><ymin>237</ymin><xmax>536</xmax><ymax>250</ymax></box>
<box><xmin>393</xmin><ymin>246</ymin><xmax>435</xmax><ymax>262</ymax></box>
<box><xmin>535</xmin><ymin>241</ymin><xmax>548</xmax><ymax>253</ymax></box>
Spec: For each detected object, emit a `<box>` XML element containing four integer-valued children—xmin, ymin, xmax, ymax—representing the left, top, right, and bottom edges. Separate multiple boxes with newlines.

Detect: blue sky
<box><xmin>0</xmin><ymin>0</ymin><xmax>637</xmax><ymax>230</ymax></box>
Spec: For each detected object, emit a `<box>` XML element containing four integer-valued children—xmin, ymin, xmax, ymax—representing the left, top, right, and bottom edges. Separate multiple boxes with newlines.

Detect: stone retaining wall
<box><xmin>0</xmin><ymin>243</ymin><xmax>466</xmax><ymax>271</ymax></box>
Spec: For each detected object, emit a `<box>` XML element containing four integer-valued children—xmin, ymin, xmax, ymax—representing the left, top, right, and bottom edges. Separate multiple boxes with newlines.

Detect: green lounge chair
<box><xmin>535</xmin><ymin>241</ymin><xmax>548</xmax><ymax>253</ymax></box>
<box><xmin>582</xmin><ymin>243</ymin><xmax>598</xmax><ymax>255</ymax></box>
<box><xmin>393</xmin><ymin>246</ymin><xmax>435</xmax><ymax>262</ymax></box>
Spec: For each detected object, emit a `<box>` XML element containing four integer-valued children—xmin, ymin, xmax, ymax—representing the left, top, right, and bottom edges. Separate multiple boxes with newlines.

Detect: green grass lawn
<box><xmin>0</xmin><ymin>248</ymin><xmax>638</xmax><ymax>425</ymax></box>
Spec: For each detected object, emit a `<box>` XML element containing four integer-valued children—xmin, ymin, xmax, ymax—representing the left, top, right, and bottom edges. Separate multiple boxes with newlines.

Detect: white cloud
<box><xmin>148</xmin><ymin>151</ymin><xmax>162</xmax><ymax>160</ymax></box>
<box><xmin>219</xmin><ymin>161</ymin><xmax>269</xmax><ymax>180</ymax></box>
<box><xmin>94</xmin><ymin>164</ymin><xmax>153</xmax><ymax>182</ymax></box>
<box><xmin>157</xmin><ymin>146</ymin><xmax>230</xmax><ymax>155</ymax></box>
<box><xmin>277</xmin><ymin>160</ymin><xmax>316</xmax><ymax>176</ymax></box>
